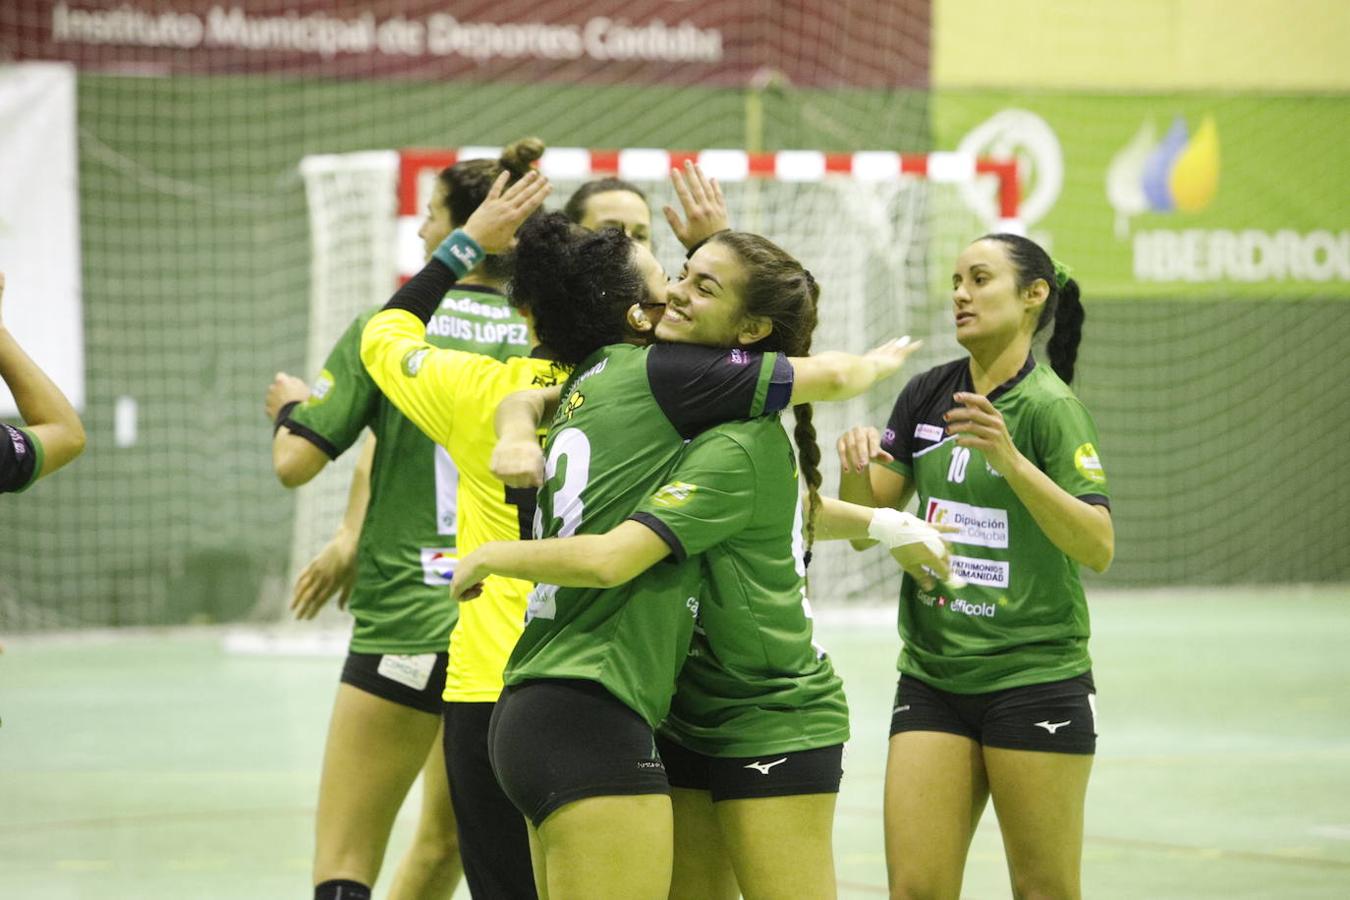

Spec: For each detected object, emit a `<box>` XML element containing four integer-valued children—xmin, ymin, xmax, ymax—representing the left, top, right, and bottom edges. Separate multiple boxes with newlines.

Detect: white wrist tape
<box><xmin>867</xmin><ymin>508</ymin><xmax>945</xmax><ymax>554</ymax></box>
<box><xmin>868</xmin><ymin>508</ymin><xmax>967</xmax><ymax>589</ymax></box>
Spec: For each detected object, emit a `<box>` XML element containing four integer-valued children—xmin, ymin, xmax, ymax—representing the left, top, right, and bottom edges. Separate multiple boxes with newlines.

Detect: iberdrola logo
<box><xmin>1106</xmin><ymin>115</ymin><xmax>1220</xmax><ymax>237</ymax></box>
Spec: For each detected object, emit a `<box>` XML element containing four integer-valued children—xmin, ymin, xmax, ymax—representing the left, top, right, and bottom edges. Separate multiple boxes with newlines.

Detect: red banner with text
<box><xmin>2</xmin><ymin>1</ymin><xmax>930</xmax><ymax>88</ymax></box>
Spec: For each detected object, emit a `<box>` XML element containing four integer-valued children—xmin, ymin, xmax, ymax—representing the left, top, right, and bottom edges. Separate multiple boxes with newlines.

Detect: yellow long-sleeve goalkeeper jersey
<box><xmin>361</xmin><ymin>308</ymin><xmax>567</xmax><ymax>702</ymax></box>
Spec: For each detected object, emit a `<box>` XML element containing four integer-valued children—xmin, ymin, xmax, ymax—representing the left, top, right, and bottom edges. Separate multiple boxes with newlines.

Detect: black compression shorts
<box><xmin>339</xmin><ymin>651</ymin><xmax>447</xmax><ymax>715</ymax></box>
<box><xmin>890</xmin><ymin>671</ymin><xmax>1097</xmax><ymax>754</ymax></box>
<box><xmin>488</xmin><ymin>679</ymin><xmax>669</xmax><ymax>828</ymax></box>
<box><xmin>658</xmin><ymin>735</ymin><xmax>844</xmax><ymax>801</ymax></box>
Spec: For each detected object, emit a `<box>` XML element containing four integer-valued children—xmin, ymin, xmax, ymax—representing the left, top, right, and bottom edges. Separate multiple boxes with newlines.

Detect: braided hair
<box><xmin>707</xmin><ymin>232</ymin><xmax>823</xmax><ymax>562</ymax></box>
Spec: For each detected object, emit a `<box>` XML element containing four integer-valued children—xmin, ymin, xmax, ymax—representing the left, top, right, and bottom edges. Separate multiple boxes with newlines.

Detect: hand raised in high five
<box><xmin>462</xmin><ymin>170</ymin><xmax>553</xmax><ymax>254</ymax></box>
<box><xmin>664</xmin><ymin>160</ymin><xmax>730</xmax><ymax>250</ymax></box>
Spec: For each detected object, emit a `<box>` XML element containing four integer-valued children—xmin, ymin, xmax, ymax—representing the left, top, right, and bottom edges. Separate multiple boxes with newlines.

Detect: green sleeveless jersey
<box><xmin>504</xmin><ymin>343</ymin><xmax>793</xmax><ymax>728</ymax></box>
<box><xmin>286</xmin><ymin>286</ymin><xmax>528</xmax><ymax>653</ymax></box>
<box><xmin>643</xmin><ymin>417</ymin><xmax>850</xmax><ymax>756</ymax></box>
<box><xmin>879</xmin><ymin>357</ymin><xmax>1111</xmax><ymax>693</ymax></box>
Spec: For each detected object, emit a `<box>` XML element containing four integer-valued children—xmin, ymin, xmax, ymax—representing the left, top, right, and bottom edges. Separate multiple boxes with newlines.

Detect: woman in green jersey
<box><xmin>450</xmin><ymin>216</ymin><xmax>939</xmax><ymax>900</ymax></box>
<box><xmin>838</xmin><ymin>233</ymin><xmax>1113</xmax><ymax>900</ymax></box>
<box><xmin>264</xmin><ymin>140</ymin><xmax>544</xmax><ymax>900</ymax></box>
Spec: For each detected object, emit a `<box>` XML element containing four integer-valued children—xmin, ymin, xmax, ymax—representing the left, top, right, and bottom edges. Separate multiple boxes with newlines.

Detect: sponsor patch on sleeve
<box><xmin>306</xmin><ymin>369</ymin><xmax>335</xmax><ymax>406</ymax></box>
<box><xmin>402</xmin><ymin>347</ymin><xmax>431</xmax><ymax>377</ymax></box>
<box><xmin>652</xmin><ymin>480</ymin><xmax>698</xmax><ymax>508</ymax></box>
<box><xmin>914</xmin><ymin>423</ymin><xmax>945</xmax><ymax>442</ymax></box>
<box><xmin>1074</xmin><ymin>442</ymin><xmax>1106</xmax><ymax>484</ymax></box>
<box><xmin>4</xmin><ymin>424</ymin><xmax>28</xmax><ymax>459</ymax></box>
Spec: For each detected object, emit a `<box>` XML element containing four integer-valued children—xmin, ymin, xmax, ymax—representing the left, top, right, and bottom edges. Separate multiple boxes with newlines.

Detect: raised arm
<box><xmin>0</xmin><ymin>272</ymin><xmax>86</xmax><ymax>478</ymax></box>
<box><xmin>835</xmin><ymin>424</ymin><xmax>916</xmax><ymax>549</ymax></box>
<box><xmin>361</xmin><ymin>172</ymin><xmax>552</xmax><ymax>445</ymax></box>
<box><xmin>663</xmin><ymin>160</ymin><xmax>730</xmax><ymax>250</ymax></box>
<box><xmin>788</xmin><ymin>337</ymin><xmax>921</xmax><ymax>404</ymax></box>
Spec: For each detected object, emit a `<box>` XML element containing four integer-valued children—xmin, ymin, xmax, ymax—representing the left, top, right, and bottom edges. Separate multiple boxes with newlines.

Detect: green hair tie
<box><xmin>1051</xmin><ymin>258</ymin><xmax>1074</xmax><ymax>289</ymax></box>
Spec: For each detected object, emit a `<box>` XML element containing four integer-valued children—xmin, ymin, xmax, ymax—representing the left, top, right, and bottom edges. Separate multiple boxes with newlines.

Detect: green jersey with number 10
<box><xmin>880</xmin><ymin>356</ymin><xmax>1111</xmax><ymax>693</ymax></box>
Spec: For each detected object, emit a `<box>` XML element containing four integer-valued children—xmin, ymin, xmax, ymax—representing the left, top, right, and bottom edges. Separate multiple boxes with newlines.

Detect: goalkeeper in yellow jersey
<box><xmin>265</xmin><ymin>142</ymin><xmax>545</xmax><ymax>900</ymax></box>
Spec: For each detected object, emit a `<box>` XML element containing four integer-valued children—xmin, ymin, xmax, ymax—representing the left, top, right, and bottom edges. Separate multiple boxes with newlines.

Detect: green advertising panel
<box><xmin>934</xmin><ymin>92</ymin><xmax>1350</xmax><ymax>298</ymax></box>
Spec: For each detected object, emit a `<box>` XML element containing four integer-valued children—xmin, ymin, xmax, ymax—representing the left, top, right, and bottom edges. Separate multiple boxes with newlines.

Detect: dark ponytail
<box><xmin>708</xmin><ymin>232</ymin><xmax>823</xmax><ymax>562</ymax></box>
<box><xmin>978</xmin><ymin>232</ymin><xmax>1085</xmax><ymax>384</ymax></box>
<box><xmin>1045</xmin><ymin>278</ymin><xmax>1083</xmax><ymax>384</ymax></box>
<box><xmin>511</xmin><ymin>212</ymin><xmax>649</xmax><ymax>366</ymax></box>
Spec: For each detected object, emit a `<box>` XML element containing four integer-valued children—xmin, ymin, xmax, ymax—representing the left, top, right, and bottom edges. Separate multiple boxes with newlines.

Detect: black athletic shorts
<box><xmin>442</xmin><ymin>702</ymin><xmax>538</xmax><ymax>900</ymax></box>
<box><xmin>889</xmin><ymin>671</ymin><xmax>1097</xmax><ymax>755</ymax></box>
<box><xmin>488</xmin><ymin>679</ymin><xmax>669</xmax><ymax>828</ymax></box>
<box><xmin>339</xmin><ymin>651</ymin><xmax>448</xmax><ymax>715</ymax></box>
<box><xmin>657</xmin><ymin>734</ymin><xmax>844</xmax><ymax>802</ymax></box>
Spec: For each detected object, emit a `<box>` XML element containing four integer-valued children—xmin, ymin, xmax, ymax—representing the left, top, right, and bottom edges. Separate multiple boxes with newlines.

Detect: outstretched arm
<box><xmin>451</xmin><ymin>520</ymin><xmax>671</xmax><ymax>599</ymax></box>
<box><xmin>811</xmin><ymin>495</ymin><xmax>960</xmax><ymax>590</ymax></box>
<box><xmin>0</xmin><ymin>272</ymin><xmax>86</xmax><ymax>478</ymax></box>
<box><xmin>788</xmin><ymin>337</ymin><xmax>921</xmax><ymax>405</ymax></box>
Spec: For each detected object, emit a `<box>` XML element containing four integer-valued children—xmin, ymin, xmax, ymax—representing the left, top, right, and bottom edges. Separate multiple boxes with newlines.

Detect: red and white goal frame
<box><xmin>394</xmin><ymin>147</ymin><xmax>1021</xmax><ymax>278</ymax></box>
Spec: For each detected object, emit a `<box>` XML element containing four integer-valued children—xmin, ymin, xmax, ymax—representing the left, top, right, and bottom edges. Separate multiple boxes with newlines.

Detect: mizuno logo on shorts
<box><xmin>744</xmin><ymin>758</ymin><xmax>788</xmax><ymax>775</ymax></box>
<box><xmin>1034</xmin><ymin>720</ymin><xmax>1071</xmax><ymax>734</ymax></box>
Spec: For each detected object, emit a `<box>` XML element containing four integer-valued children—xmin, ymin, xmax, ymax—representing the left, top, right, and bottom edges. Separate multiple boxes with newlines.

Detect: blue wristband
<box><xmin>433</xmin><ymin>229</ymin><xmax>486</xmax><ymax>278</ymax></box>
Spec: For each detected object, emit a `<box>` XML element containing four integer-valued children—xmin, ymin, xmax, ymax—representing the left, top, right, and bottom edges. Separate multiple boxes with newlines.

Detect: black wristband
<box><xmin>382</xmin><ymin>258</ymin><xmax>455</xmax><ymax>322</ymax></box>
<box><xmin>273</xmin><ymin>400</ymin><xmax>301</xmax><ymax>435</ymax></box>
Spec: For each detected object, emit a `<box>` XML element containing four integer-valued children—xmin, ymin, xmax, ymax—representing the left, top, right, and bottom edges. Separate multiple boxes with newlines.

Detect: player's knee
<box><xmin>1009</xmin><ymin>870</ymin><xmax>1079</xmax><ymax>900</ymax></box>
<box><xmin>408</xmin><ymin>822</ymin><xmax>460</xmax><ymax>868</ymax></box>
<box><xmin>888</xmin><ymin>869</ymin><xmax>961</xmax><ymax>900</ymax></box>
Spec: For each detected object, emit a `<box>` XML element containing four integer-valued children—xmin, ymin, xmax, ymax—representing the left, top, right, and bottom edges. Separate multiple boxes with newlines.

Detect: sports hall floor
<box><xmin>3</xmin><ymin>586</ymin><xmax>1348</xmax><ymax>898</ymax></box>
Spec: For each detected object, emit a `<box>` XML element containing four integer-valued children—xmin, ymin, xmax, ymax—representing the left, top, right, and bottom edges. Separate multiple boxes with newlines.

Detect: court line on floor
<box><xmin>0</xmin><ymin>805</ymin><xmax>313</xmax><ymax>835</ymax></box>
<box><xmin>837</xmin><ymin>806</ymin><xmax>1350</xmax><ymax>872</ymax></box>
